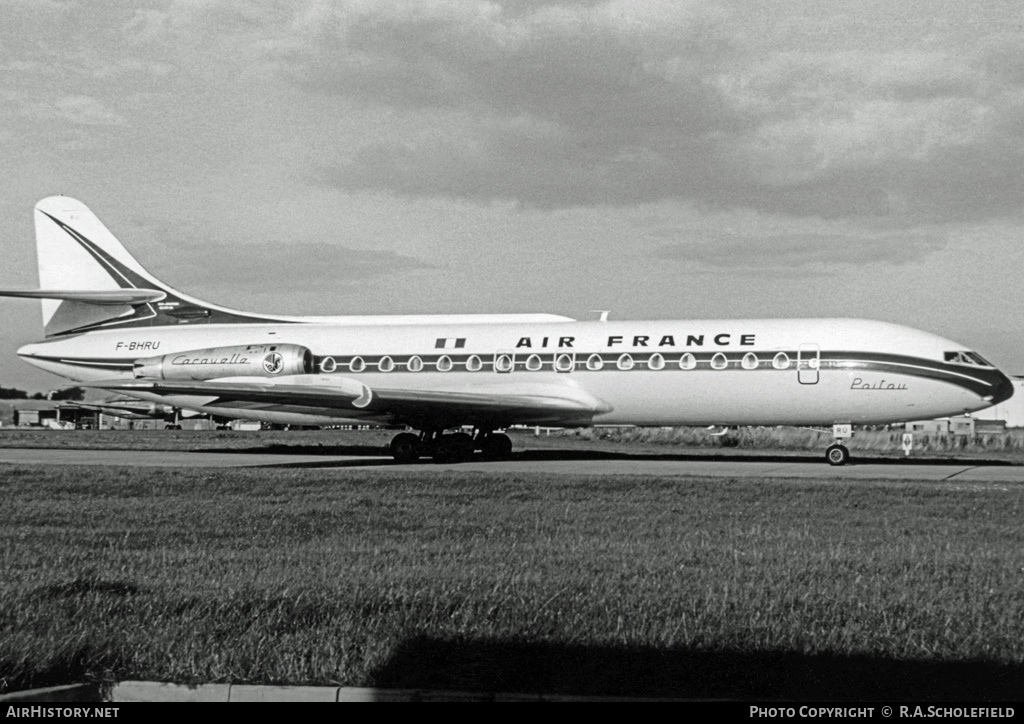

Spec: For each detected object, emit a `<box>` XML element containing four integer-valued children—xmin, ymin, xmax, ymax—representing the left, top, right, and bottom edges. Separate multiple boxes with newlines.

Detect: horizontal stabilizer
<box><xmin>0</xmin><ymin>288</ymin><xmax>166</xmax><ymax>306</ymax></box>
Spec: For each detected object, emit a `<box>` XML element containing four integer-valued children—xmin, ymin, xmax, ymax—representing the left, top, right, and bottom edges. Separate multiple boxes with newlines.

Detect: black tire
<box><xmin>826</xmin><ymin>443</ymin><xmax>850</xmax><ymax>466</ymax></box>
<box><xmin>434</xmin><ymin>432</ymin><xmax>475</xmax><ymax>464</ymax></box>
<box><xmin>480</xmin><ymin>433</ymin><xmax>513</xmax><ymax>460</ymax></box>
<box><xmin>390</xmin><ymin>432</ymin><xmax>421</xmax><ymax>463</ymax></box>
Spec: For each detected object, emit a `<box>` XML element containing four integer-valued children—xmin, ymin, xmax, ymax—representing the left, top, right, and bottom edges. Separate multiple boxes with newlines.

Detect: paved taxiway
<box><xmin>1</xmin><ymin>447</ymin><xmax>1021</xmax><ymax>482</ymax></box>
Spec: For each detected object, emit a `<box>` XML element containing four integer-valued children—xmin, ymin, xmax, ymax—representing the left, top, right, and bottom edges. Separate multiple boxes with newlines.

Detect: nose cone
<box><xmin>987</xmin><ymin>368</ymin><xmax>1016</xmax><ymax>406</ymax></box>
<box><xmin>17</xmin><ymin>342</ymin><xmax>41</xmax><ymax>360</ymax></box>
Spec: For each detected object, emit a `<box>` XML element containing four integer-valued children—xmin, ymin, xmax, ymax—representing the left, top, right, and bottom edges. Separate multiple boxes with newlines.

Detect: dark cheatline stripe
<box><xmin>308</xmin><ymin>349</ymin><xmax>1002</xmax><ymax>398</ymax></box>
<box><xmin>829</xmin><ymin>351</ymin><xmax>1003</xmax><ymax>398</ymax></box>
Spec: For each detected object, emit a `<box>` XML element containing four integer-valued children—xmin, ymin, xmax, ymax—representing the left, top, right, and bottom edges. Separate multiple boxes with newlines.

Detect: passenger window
<box><xmin>320</xmin><ymin>356</ymin><xmax>337</xmax><ymax>373</ymax></box>
<box><xmin>679</xmin><ymin>353</ymin><xmax>697</xmax><ymax>370</ymax></box>
<box><xmin>648</xmin><ymin>353</ymin><xmax>665</xmax><ymax>370</ymax></box>
<box><xmin>378</xmin><ymin>356</ymin><xmax>394</xmax><ymax>373</ymax></box>
<box><xmin>526</xmin><ymin>354</ymin><xmax>543</xmax><ymax>371</ymax></box>
<box><xmin>436</xmin><ymin>355</ymin><xmax>453</xmax><ymax>372</ymax></box>
<box><xmin>711</xmin><ymin>353</ymin><xmax>728</xmax><ymax>370</ymax></box>
<box><xmin>586</xmin><ymin>354</ymin><xmax>604</xmax><ymax>371</ymax></box>
<box><xmin>407</xmin><ymin>356</ymin><xmax>423</xmax><ymax>372</ymax></box>
<box><xmin>554</xmin><ymin>353</ymin><xmax>574</xmax><ymax>372</ymax></box>
<box><xmin>741</xmin><ymin>353</ymin><xmax>758</xmax><ymax>370</ymax></box>
<box><xmin>495</xmin><ymin>354</ymin><xmax>513</xmax><ymax>373</ymax></box>
<box><xmin>349</xmin><ymin>356</ymin><xmax>365</xmax><ymax>373</ymax></box>
<box><xmin>617</xmin><ymin>354</ymin><xmax>634</xmax><ymax>371</ymax></box>
<box><xmin>466</xmin><ymin>355</ymin><xmax>483</xmax><ymax>372</ymax></box>
<box><xmin>772</xmin><ymin>352</ymin><xmax>790</xmax><ymax>370</ymax></box>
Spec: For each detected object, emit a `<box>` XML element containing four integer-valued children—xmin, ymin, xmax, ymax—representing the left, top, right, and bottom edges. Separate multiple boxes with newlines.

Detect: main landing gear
<box><xmin>389</xmin><ymin>429</ymin><xmax>513</xmax><ymax>464</ymax></box>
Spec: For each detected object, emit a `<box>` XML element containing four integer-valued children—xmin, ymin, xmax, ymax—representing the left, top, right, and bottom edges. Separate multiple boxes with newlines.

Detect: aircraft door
<box><xmin>797</xmin><ymin>343</ymin><xmax>820</xmax><ymax>385</ymax></box>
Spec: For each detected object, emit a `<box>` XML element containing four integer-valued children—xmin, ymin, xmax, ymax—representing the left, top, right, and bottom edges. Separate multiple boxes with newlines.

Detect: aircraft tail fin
<box><xmin>0</xmin><ymin>196</ymin><xmax>275</xmax><ymax>337</ymax></box>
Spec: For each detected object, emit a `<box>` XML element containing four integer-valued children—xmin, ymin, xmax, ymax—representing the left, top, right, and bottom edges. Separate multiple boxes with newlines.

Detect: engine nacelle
<box><xmin>133</xmin><ymin>344</ymin><xmax>314</xmax><ymax>381</ymax></box>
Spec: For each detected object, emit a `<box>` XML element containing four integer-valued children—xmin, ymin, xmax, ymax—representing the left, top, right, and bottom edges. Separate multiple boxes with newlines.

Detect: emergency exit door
<box><xmin>797</xmin><ymin>343</ymin><xmax>820</xmax><ymax>384</ymax></box>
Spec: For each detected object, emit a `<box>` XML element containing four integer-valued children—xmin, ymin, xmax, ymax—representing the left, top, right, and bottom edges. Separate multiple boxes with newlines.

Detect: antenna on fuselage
<box><xmin>592</xmin><ymin>310</ymin><xmax>610</xmax><ymax>322</ymax></box>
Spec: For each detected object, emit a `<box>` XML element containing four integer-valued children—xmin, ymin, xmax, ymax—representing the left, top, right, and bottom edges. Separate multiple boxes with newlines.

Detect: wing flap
<box><xmin>370</xmin><ymin>385</ymin><xmax>608</xmax><ymax>413</ymax></box>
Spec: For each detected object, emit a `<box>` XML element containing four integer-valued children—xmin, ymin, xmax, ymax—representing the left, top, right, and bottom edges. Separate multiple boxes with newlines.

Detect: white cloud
<box><xmin>122</xmin><ymin>9</ymin><xmax>170</xmax><ymax>45</ymax></box>
<box><xmin>53</xmin><ymin>95</ymin><xmax>126</xmax><ymax>126</ymax></box>
<box><xmin>655</xmin><ymin>231</ymin><xmax>948</xmax><ymax>270</ymax></box>
<box><xmin>150</xmin><ymin>239</ymin><xmax>431</xmax><ymax>294</ymax></box>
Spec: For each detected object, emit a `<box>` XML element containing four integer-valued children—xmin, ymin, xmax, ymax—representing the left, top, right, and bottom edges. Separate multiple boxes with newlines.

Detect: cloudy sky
<box><xmin>1</xmin><ymin>0</ymin><xmax>1023</xmax><ymax>392</ymax></box>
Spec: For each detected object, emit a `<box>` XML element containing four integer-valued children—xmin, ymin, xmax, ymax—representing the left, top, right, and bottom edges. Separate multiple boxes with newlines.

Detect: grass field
<box><xmin>2</xmin><ymin>454</ymin><xmax>1023</xmax><ymax>700</ymax></box>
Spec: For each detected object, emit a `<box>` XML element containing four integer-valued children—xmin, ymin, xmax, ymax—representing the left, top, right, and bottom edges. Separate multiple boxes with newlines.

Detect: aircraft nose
<box><xmin>986</xmin><ymin>368</ymin><xmax>1015</xmax><ymax>406</ymax></box>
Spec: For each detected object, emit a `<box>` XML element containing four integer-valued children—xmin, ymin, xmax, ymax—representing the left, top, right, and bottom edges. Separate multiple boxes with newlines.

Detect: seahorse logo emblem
<box><xmin>263</xmin><ymin>352</ymin><xmax>284</xmax><ymax>374</ymax></box>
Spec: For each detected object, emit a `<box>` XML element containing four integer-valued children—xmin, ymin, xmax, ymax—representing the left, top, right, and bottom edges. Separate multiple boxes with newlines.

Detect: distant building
<box><xmin>12</xmin><ymin>401</ymin><xmax>95</xmax><ymax>429</ymax></box>
<box><xmin>906</xmin><ymin>420</ymin><xmax>948</xmax><ymax>434</ymax></box>
<box><xmin>179</xmin><ymin>417</ymin><xmax>218</xmax><ymax>431</ymax></box>
<box><xmin>906</xmin><ymin>416</ymin><xmax>1009</xmax><ymax>435</ymax></box>
<box><xmin>97</xmin><ymin>413</ymin><xmax>220</xmax><ymax>430</ymax></box>
<box><xmin>949</xmin><ymin>417</ymin><xmax>974</xmax><ymax>435</ymax></box>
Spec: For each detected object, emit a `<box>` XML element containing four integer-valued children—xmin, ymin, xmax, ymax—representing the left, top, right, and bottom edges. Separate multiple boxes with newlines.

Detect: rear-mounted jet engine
<box><xmin>133</xmin><ymin>344</ymin><xmax>314</xmax><ymax>381</ymax></box>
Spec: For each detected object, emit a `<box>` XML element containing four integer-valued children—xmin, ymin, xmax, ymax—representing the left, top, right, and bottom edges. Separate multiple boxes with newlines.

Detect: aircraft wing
<box><xmin>63</xmin><ymin>401</ymin><xmax>154</xmax><ymax>420</ymax></box>
<box><xmin>62</xmin><ymin>400</ymin><xmax>175</xmax><ymax>420</ymax></box>
<box><xmin>84</xmin><ymin>376</ymin><xmax>612</xmax><ymax>429</ymax></box>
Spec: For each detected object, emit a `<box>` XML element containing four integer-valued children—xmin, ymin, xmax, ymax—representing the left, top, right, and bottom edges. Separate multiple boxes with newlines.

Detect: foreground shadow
<box><xmin>227</xmin><ymin>443</ymin><xmax>393</xmax><ymax>457</ymax></box>
<box><xmin>369</xmin><ymin>635</ymin><xmax>1022</xmax><ymax>700</ymax></box>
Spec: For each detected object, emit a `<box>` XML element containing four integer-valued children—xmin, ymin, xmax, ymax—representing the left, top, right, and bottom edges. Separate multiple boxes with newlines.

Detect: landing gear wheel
<box><xmin>390</xmin><ymin>432</ymin><xmax>421</xmax><ymax>463</ymax></box>
<box><xmin>434</xmin><ymin>432</ymin><xmax>475</xmax><ymax>464</ymax></box>
<box><xmin>479</xmin><ymin>433</ymin><xmax>513</xmax><ymax>460</ymax></box>
<box><xmin>826</xmin><ymin>443</ymin><xmax>850</xmax><ymax>466</ymax></box>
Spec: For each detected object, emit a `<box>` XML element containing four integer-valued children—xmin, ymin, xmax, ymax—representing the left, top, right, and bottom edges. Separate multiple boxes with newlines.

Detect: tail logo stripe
<box><xmin>36</xmin><ymin>210</ymin><xmax>287</xmax><ymax>334</ymax></box>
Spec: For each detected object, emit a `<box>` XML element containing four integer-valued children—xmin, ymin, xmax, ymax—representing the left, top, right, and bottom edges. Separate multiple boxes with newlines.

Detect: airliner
<box><xmin>0</xmin><ymin>196</ymin><xmax>1014</xmax><ymax>465</ymax></box>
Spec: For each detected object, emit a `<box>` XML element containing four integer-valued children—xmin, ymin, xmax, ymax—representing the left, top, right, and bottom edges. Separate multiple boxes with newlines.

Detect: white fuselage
<box><xmin>18</xmin><ymin>316</ymin><xmax>1010</xmax><ymax>428</ymax></box>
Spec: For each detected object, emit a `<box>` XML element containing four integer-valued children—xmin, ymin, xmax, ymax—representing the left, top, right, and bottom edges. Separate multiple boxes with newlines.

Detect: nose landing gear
<box><xmin>826</xmin><ymin>443</ymin><xmax>850</xmax><ymax>466</ymax></box>
<box><xmin>826</xmin><ymin>424</ymin><xmax>853</xmax><ymax>466</ymax></box>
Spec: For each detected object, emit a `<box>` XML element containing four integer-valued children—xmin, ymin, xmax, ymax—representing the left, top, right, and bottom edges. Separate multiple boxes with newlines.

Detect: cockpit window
<box><xmin>944</xmin><ymin>351</ymin><xmax>993</xmax><ymax>367</ymax></box>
